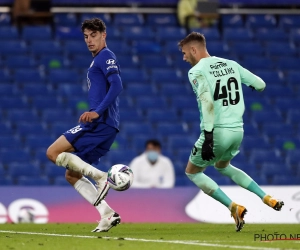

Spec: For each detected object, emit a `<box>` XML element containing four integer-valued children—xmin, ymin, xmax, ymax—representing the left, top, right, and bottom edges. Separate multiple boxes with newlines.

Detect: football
<box><xmin>107</xmin><ymin>164</ymin><xmax>134</xmax><ymax>191</ymax></box>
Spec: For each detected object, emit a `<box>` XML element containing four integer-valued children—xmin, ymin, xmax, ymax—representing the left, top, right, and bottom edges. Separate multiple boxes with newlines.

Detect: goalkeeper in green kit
<box><xmin>178</xmin><ymin>32</ymin><xmax>284</xmax><ymax>232</ymax></box>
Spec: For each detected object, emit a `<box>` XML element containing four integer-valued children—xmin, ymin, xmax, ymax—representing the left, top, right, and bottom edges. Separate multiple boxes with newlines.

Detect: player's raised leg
<box><xmin>215</xmin><ymin>160</ymin><xmax>284</xmax><ymax>211</ymax></box>
<box><xmin>46</xmin><ymin>135</ymin><xmax>109</xmax><ymax>205</ymax></box>
<box><xmin>185</xmin><ymin>161</ymin><xmax>247</xmax><ymax>232</ymax></box>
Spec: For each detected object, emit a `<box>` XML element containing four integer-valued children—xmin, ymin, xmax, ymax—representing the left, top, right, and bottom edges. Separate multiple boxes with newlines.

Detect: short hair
<box><xmin>145</xmin><ymin>139</ymin><xmax>161</xmax><ymax>149</ymax></box>
<box><xmin>178</xmin><ymin>32</ymin><xmax>206</xmax><ymax>49</ymax></box>
<box><xmin>81</xmin><ymin>18</ymin><xmax>106</xmax><ymax>33</ymax></box>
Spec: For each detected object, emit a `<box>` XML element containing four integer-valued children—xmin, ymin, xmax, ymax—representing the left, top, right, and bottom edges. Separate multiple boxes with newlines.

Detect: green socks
<box><xmin>215</xmin><ymin>164</ymin><xmax>266</xmax><ymax>199</ymax></box>
<box><xmin>186</xmin><ymin>172</ymin><xmax>232</xmax><ymax>207</ymax></box>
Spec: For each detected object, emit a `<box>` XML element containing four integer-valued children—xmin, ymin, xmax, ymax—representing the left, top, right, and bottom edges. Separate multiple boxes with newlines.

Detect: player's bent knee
<box><xmin>46</xmin><ymin>147</ymin><xmax>57</xmax><ymax>163</ymax></box>
<box><xmin>65</xmin><ymin>170</ymin><xmax>82</xmax><ymax>185</ymax></box>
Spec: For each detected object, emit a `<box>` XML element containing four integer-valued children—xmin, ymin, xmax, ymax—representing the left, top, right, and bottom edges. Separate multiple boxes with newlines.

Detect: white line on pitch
<box><xmin>0</xmin><ymin>230</ymin><xmax>294</xmax><ymax>250</ymax></box>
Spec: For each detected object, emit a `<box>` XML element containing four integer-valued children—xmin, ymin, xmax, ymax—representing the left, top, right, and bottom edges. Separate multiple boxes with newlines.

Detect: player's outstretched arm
<box><xmin>237</xmin><ymin>63</ymin><xmax>266</xmax><ymax>92</ymax></box>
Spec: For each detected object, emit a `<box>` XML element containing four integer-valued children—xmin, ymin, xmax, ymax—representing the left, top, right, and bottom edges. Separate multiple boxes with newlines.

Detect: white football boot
<box><xmin>91</xmin><ymin>212</ymin><xmax>121</xmax><ymax>232</ymax></box>
<box><xmin>94</xmin><ymin>173</ymin><xmax>110</xmax><ymax>206</ymax></box>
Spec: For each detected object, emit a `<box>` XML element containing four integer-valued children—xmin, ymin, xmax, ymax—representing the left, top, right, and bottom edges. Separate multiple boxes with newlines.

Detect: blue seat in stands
<box><xmin>80</xmin><ymin>13</ymin><xmax>111</xmax><ymax>24</ymax></box>
<box><xmin>0</xmin><ymin>136</ymin><xmax>22</xmax><ymax>150</ymax></box>
<box><xmin>6</xmin><ymin>55</ymin><xmax>36</xmax><ymax>68</ymax></box>
<box><xmin>122</xmin><ymin>123</ymin><xmax>153</xmax><ymax>136</ymax></box>
<box><xmin>51</xmin><ymin>122</ymin><xmax>73</xmax><ymax>136</ymax></box>
<box><xmin>266</xmin><ymin>42</ymin><xmax>295</xmax><ymax>57</ymax></box>
<box><xmin>7</xmin><ymin>109</ymin><xmax>39</xmax><ymax>122</ymax></box>
<box><xmin>0</xmin><ymin>70</ymin><xmax>12</xmax><ymax>82</ymax></box>
<box><xmin>42</xmin><ymin>109</ymin><xmax>74</xmax><ymax>123</ymax></box>
<box><xmin>250</xmin><ymin>149</ymin><xmax>279</xmax><ymax>164</ymax></box>
<box><xmin>1</xmin><ymin>151</ymin><xmax>31</xmax><ymax>164</ymax></box>
<box><xmin>168</xmin><ymin>135</ymin><xmax>194</xmax><ymax>149</ymax></box>
<box><xmin>0</xmin><ymin>125</ymin><xmax>13</xmax><ymax>136</ymax></box>
<box><xmin>22</xmin><ymin>26</ymin><xmax>52</xmax><ymax>40</ymax></box>
<box><xmin>120</xmin><ymin>110</ymin><xmax>144</xmax><ymax>122</ymax></box>
<box><xmin>17</xmin><ymin>176</ymin><xmax>49</xmax><ymax>186</ymax></box>
<box><xmin>114</xmin><ymin>14</ymin><xmax>143</xmax><ymax>26</ymax></box>
<box><xmin>176</xmin><ymin>149</ymin><xmax>192</xmax><ymax>163</ymax></box>
<box><xmin>266</xmin><ymin>85</ymin><xmax>294</xmax><ymax>98</ymax></box>
<box><xmin>156</xmin><ymin>123</ymin><xmax>185</xmax><ymax>137</ymax></box>
<box><xmin>136</xmin><ymin>96</ymin><xmax>167</xmax><ymax>109</ymax></box>
<box><xmin>147</xmin><ymin>14</ymin><xmax>177</xmax><ymax>26</ymax></box>
<box><xmin>1</xmin><ymin>98</ymin><xmax>29</xmax><ymax>109</ymax></box>
<box><xmin>30</xmin><ymin>41</ymin><xmax>62</xmax><ymax>55</ymax></box>
<box><xmin>0</xmin><ymin>13</ymin><xmax>11</xmax><ymax>26</ymax></box>
<box><xmin>0</xmin><ymin>26</ymin><xmax>19</xmax><ymax>39</ymax></box>
<box><xmin>252</xmin><ymin>110</ymin><xmax>283</xmax><ymax>123</ymax></box>
<box><xmin>32</xmin><ymin>96</ymin><xmax>64</xmax><ymax>109</ymax></box>
<box><xmin>107</xmin><ymin>150</ymin><xmax>137</xmax><ymax>165</ymax></box>
<box><xmin>246</xmin><ymin>14</ymin><xmax>276</xmax><ymax>28</ymax></box>
<box><xmin>222</xmin><ymin>14</ymin><xmax>244</xmax><ymax>27</ymax></box>
<box><xmin>156</xmin><ymin>27</ymin><xmax>186</xmax><ymax>41</ymax></box>
<box><xmin>256</xmin><ymin>28</ymin><xmax>288</xmax><ymax>41</ymax></box>
<box><xmin>26</xmin><ymin>135</ymin><xmax>54</xmax><ymax>149</ymax></box>
<box><xmin>63</xmin><ymin>40</ymin><xmax>88</xmax><ymax>54</ymax></box>
<box><xmin>141</xmin><ymin>55</ymin><xmax>170</xmax><ymax>68</ymax></box>
<box><xmin>14</xmin><ymin>69</ymin><xmax>43</xmax><ymax>83</ymax></box>
<box><xmin>286</xmin><ymin>150</ymin><xmax>300</xmax><ymax>165</ymax></box>
<box><xmin>55</xmin><ymin>26</ymin><xmax>82</xmax><ymax>40</ymax></box>
<box><xmin>273</xmin><ymin>138</ymin><xmax>299</xmax><ymax>151</ymax></box>
<box><xmin>132</xmin><ymin>41</ymin><xmax>161</xmax><ymax>53</ymax></box>
<box><xmin>0</xmin><ymin>164</ymin><xmax>5</xmax><ymax>175</ymax></box>
<box><xmin>44</xmin><ymin>163</ymin><xmax>66</xmax><ymax>177</ymax></box>
<box><xmin>16</xmin><ymin>122</ymin><xmax>45</xmax><ymax>135</ymax></box>
<box><xmin>23</xmin><ymin>84</ymin><xmax>51</xmax><ymax>96</ymax></box>
<box><xmin>261</xmin><ymin>163</ymin><xmax>287</xmax><ymax>176</ymax></box>
<box><xmin>160</xmin><ymin>84</ymin><xmax>188</xmax><ymax>96</ymax></box>
<box><xmin>242</xmin><ymin>56</ymin><xmax>274</xmax><ymax>70</ymax></box>
<box><xmin>58</xmin><ymin>84</ymin><xmax>85</xmax><ymax>96</ymax></box>
<box><xmin>275</xmin><ymin>98</ymin><xmax>300</xmax><ymax>110</ymax></box>
<box><xmin>263</xmin><ymin>124</ymin><xmax>294</xmax><ymax>137</ymax></box>
<box><xmin>147</xmin><ymin>109</ymin><xmax>178</xmax><ymax>122</ymax></box>
<box><xmin>252</xmin><ymin>70</ymin><xmax>282</xmax><ymax>84</ymax></box>
<box><xmin>272</xmin><ymin>175</ymin><xmax>299</xmax><ymax>185</ymax></box>
<box><xmin>71</xmin><ymin>55</ymin><xmax>92</xmax><ymax>68</ymax></box>
<box><xmin>0</xmin><ymin>41</ymin><xmax>28</xmax><ymax>55</ymax></box>
<box><xmin>276</xmin><ymin>57</ymin><xmax>300</xmax><ymax>71</ymax></box>
<box><xmin>0</xmin><ymin>178</ymin><xmax>13</xmax><ymax>185</ymax></box>
<box><xmin>106</xmin><ymin>41</ymin><xmax>127</xmax><ymax>54</ymax></box>
<box><xmin>121</xmin><ymin>69</ymin><xmax>148</xmax><ymax>82</ymax></box>
<box><xmin>48</xmin><ymin>69</ymin><xmax>79</xmax><ymax>83</ymax></box>
<box><xmin>54</xmin><ymin>13</ymin><xmax>78</xmax><ymax>26</ymax></box>
<box><xmin>151</xmin><ymin>69</ymin><xmax>180</xmax><ymax>82</ymax></box>
<box><xmin>286</xmin><ymin>71</ymin><xmax>300</xmax><ymax>84</ymax></box>
<box><xmin>122</xmin><ymin>26</ymin><xmax>155</xmax><ymax>40</ymax></box>
<box><xmin>279</xmin><ymin>15</ymin><xmax>300</xmax><ymax>29</ymax></box>
<box><xmin>126</xmin><ymin>84</ymin><xmax>154</xmax><ymax>96</ymax></box>
<box><xmin>0</xmin><ymin>83</ymin><xmax>16</xmax><ymax>95</ymax></box>
<box><xmin>171</xmin><ymin>96</ymin><xmax>198</xmax><ymax>110</ymax></box>
<box><xmin>242</xmin><ymin>137</ymin><xmax>269</xmax><ymax>150</ymax></box>
<box><xmin>231</xmin><ymin>42</ymin><xmax>264</xmax><ymax>56</ymax></box>
<box><xmin>223</xmin><ymin>28</ymin><xmax>253</xmax><ymax>42</ymax></box>
<box><xmin>164</xmin><ymin>41</ymin><xmax>181</xmax><ymax>53</ymax></box>
<box><xmin>181</xmin><ymin>110</ymin><xmax>199</xmax><ymax>122</ymax></box>
<box><xmin>287</xmin><ymin>110</ymin><xmax>300</xmax><ymax>123</ymax></box>
<box><xmin>131</xmin><ymin>135</ymin><xmax>153</xmax><ymax>150</ymax></box>
<box><xmin>192</xmin><ymin>28</ymin><xmax>220</xmax><ymax>40</ymax></box>
<box><xmin>34</xmin><ymin>148</ymin><xmax>49</xmax><ymax>164</ymax></box>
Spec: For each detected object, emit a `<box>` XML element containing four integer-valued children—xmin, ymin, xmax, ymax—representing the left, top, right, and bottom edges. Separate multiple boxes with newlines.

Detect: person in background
<box><xmin>129</xmin><ymin>139</ymin><xmax>175</xmax><ymax>188</ymax></box>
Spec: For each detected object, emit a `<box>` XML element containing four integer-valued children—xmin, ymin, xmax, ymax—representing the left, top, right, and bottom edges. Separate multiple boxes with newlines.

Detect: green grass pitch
<box><xmin>0</xmin><ymin>223</ymin><xmax>300</xmax><ymax>250</ymax></box>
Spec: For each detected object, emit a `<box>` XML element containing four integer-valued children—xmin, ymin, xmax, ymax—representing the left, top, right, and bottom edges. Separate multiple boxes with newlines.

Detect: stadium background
<box><xmin>0</xmin><ymin>0</ymin><xmax>299</xmax><ymax>223</ymax></box>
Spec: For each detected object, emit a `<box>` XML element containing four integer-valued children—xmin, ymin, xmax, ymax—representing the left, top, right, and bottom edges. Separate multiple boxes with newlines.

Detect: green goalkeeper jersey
<box><xmin>188</xmin><ymin>56</ymin><xmax>266</xmax><ymax>131</ymax></box>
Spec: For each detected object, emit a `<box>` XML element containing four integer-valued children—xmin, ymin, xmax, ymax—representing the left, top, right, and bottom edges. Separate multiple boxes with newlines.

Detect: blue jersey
<box><xmin>87</xmin><ymin>47</ymin><xmax>123</xmax><ymax>129</ymax></box>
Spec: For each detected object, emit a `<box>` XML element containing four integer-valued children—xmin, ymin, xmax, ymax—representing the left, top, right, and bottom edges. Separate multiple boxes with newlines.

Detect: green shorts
<box><xmin>189</xmin><ymin>127</ymin><xmax>244</xmax><ymax>167</ymax></box>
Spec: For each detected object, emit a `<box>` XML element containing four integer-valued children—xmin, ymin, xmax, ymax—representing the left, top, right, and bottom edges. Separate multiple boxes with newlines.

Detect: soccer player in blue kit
<box><xmin>46</xmin><ymin>18</ymin><xmax>123</xmax><ymax>232</ymax></box>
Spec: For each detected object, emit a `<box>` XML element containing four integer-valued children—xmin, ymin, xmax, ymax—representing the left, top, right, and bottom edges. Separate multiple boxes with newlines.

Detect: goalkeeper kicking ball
<box><xmin>107</xmin><ymin>164</ymin><xmax>134</xmax><ymax>191</ymax></box>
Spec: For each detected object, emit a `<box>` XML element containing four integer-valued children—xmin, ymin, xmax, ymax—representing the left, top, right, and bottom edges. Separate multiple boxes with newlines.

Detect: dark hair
<box><xmin>81</xmin><ymin>18</ymin><xmax>106</xmax><ymax>33</ymax></box>
<box><xmin>178</xmin><ymin>32</ymin><xmax>206</xmax><ymax>49</ymax></box>
<box><xmin>145</xmin><ymin>139</ymin><xmax>161</xmax><ymax>149</ymax></box>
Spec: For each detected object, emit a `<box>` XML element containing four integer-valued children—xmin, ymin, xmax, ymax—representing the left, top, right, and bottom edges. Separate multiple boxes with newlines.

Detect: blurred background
<box><xmin>0</xmin><ymin>0</ymin><xmax>299</xmax><ymax>190</ymax></box>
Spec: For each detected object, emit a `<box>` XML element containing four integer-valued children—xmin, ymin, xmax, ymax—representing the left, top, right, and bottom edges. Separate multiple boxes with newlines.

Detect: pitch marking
<box><xmin>0</xmin><ymin>230</ymin><xmax>295</xmax><ymax>250</ymax></box>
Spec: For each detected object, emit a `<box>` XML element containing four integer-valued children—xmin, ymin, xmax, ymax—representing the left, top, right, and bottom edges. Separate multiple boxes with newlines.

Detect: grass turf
<box><xmin>0</xmin><ymin>223</ymin><xmax>300</xmax><ymax>250</ymax></box>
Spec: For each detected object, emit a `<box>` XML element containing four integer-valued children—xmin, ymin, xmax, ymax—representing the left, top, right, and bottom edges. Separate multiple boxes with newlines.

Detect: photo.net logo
<box><xmin>254</xmin><ymin>233</ymin><xmax>300</xmax><ymax>242</ymax></box>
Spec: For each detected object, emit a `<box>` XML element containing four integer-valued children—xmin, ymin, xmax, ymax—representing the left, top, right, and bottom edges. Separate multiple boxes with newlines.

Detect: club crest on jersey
<box><xmin>106</xmin><ymin>59</ymin><xmax>115</xmax><ymax>65</ymax></box>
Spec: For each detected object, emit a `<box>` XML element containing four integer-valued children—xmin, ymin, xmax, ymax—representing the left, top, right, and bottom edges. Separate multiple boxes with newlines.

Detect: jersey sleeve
<box><xmin>236</xmin><ymin>62</ymin><xmax>266</xmax><ymax>92</ymax></box>
<box><xmin>97</xmin><ymin>50</ymin><xmax>120</xmax><ymax>78</ymax></box>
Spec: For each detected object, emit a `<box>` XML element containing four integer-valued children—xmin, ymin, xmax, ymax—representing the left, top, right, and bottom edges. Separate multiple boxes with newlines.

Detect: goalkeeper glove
<box><xmin>201</xmin><ymin>129</ymin><xmax>215</xmax><ymax>161</ymax></box>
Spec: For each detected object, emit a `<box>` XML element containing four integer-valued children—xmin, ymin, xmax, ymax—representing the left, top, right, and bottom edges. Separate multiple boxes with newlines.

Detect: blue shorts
<box><xmin>63</xmin><ymin>122</ymin><xmax>117</xmax><ymax>164</ymax></box>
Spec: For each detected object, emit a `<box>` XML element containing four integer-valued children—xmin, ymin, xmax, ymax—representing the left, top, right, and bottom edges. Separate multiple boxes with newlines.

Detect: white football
<box><xmin>107</xmin><ymin>164</ymin><xmax>134</xmax><ymax>191</ymax></box>
<box><xmin>17</xmin><ymin>208</ymin><xmax>35</xmax><ymax>223</ymax></box>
